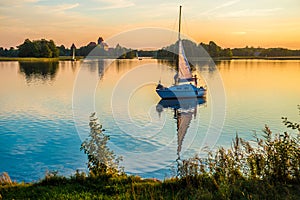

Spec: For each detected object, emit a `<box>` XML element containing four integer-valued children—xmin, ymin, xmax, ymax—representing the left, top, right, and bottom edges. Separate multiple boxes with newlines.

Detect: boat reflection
<box><xmin>156</xmin><ymin>98</ymin><xmax>206</xmax><ymax>160</ymax></box>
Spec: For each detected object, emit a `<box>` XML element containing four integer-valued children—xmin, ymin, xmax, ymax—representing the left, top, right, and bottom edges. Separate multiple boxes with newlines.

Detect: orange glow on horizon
<box><xmin>1</xmin><ymin>1</ymin><xmax>300</xmax><ymax>49</ymax></box>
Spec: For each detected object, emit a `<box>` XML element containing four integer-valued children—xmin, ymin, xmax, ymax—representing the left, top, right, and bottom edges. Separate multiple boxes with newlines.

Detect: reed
<box><xmin>0</xmin><ymin>173</ymin><xmax>12</xmax><ymax>185</ymax></box>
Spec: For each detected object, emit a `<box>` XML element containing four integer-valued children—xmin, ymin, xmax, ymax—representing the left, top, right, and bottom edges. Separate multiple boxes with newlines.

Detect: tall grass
<box><xmin>177</xmin><ymin>126</ymin><xmax>300</xmax><ymax>183</ymax></box>
<box><xmin>0</xmin><ymin>173</ymin><xmax>12</xmax><ymax>185</ymax></box>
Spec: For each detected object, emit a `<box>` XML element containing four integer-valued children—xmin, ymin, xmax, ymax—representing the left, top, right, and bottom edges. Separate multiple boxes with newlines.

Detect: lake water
<box><xmin>0</xmin><ymin>59</ymin><xmax>300</xmax><ymax>182</ymax></box>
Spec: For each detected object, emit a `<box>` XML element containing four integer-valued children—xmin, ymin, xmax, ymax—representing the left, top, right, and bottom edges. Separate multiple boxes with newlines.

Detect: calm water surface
<box><xmin>0</xmin><ymin>59</ymin><xmax>300</xmax><ymax>182</ymax></box>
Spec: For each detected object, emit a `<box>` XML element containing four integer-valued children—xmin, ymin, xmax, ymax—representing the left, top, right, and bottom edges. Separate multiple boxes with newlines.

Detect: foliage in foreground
<box><xmin>80</xmin><ymin>113</ymin><xmax>123</xmax><ymax>176</ymax></box>
<box><xmin>178</xmin><ymin>126</ymin><xmax>300</xmax><ymax>183</ymax></box>
<box><xmin>0</xmin><ymin>169</ymin><xmax>299</xmax><ymax>200</ymax></box>
<box><xmin>1</xmin><ymin>110</ymin><xmax>300</xmax><ymax>199</ymax></box>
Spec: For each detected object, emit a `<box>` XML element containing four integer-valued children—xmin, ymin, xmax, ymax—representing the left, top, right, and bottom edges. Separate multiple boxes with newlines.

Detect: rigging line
<box><xmin>182</xmin><ymin>11</ymin><xmax>191</xmax><ymax>40</ymax></box>
<box><xmin>165</xmin><ymin>11</ymin><xmax>178</xmax><ymax>67</ymax></box>
<box><xmin>166</xmin><ymin>12</ymin><xmax>178</xmax><ymax>49</ymax></box>
<box><xmin>182</xmin><ymin>11</ymin><xmax>198</xmax><ymax>64</ymax></box>
<box><xmin>160</xmin><ymin>12</ymin><xmax>178</xmax><ymax>84</ymax></box>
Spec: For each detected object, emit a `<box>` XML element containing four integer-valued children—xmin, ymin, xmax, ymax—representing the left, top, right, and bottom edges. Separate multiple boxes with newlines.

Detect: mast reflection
<box><xmin>156</xmin><ymin>98</ymin><xmax>206</xmax><ymax>160</ymax></box>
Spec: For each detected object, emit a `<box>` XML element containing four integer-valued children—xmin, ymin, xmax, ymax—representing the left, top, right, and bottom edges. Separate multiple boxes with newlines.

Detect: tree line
<box><xmin>156</xmin><ymin>40</ymin><xmax>233</xmax><ymax>59</ymax></box>
<box><xmin>0</xmin><ymin>39</ymin><xmax>136</xmax><ymax>59</ymax></box>
<box><xmin>1</xmin><ymin>38</ymin><xmax>300</xmax><ymax>58</ymax></box>
<box><xmin>0</xmin><ymin>39</ymin><xmax>59</xmax><ymax>58</ymax></box>
<box><xmin>69</xmin><ymin>43</ymin><xmax>136</xmax><ymax>59</ymax></box>
<box><xmin>232</xmin><ymin>46</ymin><xmax>300</xmax><ymax>57</ymax></box>
<box><xmin>156</xmin><ymin>40</ymin><xmax>300</xmax><ymax>58</ymax></box>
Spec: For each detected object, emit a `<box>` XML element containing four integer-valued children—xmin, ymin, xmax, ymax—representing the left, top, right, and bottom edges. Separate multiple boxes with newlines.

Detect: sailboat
<box><xmin>156</xmin><ymin>6</ymin><xmax>206</xmax><ymax>99</ymax></box>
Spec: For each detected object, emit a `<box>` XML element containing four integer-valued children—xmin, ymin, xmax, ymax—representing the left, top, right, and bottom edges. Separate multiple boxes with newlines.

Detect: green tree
<box><xmin>221</xmin><ymin>48</ymin><xmax>233</xmax><ymax>57</ymax></box>
<box><xmin>208</xmin><ymin>41</ymin><xmax>221</xmax><ymax>57</ymax></box>
<box><xmin>58</xmin><ymin>45</ymin><xmax>69</xmax><ymax>56</ymax></box>
<box><xmin>80</xmin><ymin>113</ymin><xmax>122</xmax><ymax>176</ymax></box>
<box><xmin>40</xmin><ymin>42</ymin><xmax>52</xmax><ymax>58</ymax></box>
<box><xmin>18</xmin><ymin>39</ymin><xmax>36</xmax><ymax>57</ymax></box>
<box><xmin>18</xmin><ymin>39</ymin><xmax>59</xmax><ymax>58</ymax></box>
<box><xmin>48</xmin><ymin>40</ymin><xmax>59</xmax><ymax>57</ymax></box>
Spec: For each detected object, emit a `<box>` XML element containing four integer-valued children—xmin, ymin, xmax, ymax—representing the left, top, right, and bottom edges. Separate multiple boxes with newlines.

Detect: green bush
<box><xmin>80</xmin><ymin>113</ymin><xmax>123</xmax><ymax>177</ymax></box>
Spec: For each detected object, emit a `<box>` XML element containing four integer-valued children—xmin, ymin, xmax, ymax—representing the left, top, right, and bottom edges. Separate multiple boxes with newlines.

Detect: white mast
<box><xmin>175</xmin><ymin>5</ymin><xmax>182</xmax><ymax>85</ymax></box>
<box><xmin>178</xmin><ymin>5</ymin><xmax>182</xmax><ymax>41</ymax></box>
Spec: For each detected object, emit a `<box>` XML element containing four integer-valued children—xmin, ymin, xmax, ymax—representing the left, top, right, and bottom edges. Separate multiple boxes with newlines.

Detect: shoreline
<box><xmin>0</xmin><ymin>56</ymin><xmax>84</xmax><ymax>62</ymax></box>
<box><xmin>215</xmin><ymin>56</ymin><xmax>300</xmax><ymax>60</ymax></box>
<box><xmin>1</xmin><ymin>56</ymin><xmax>300</xmax><ymax>62</ymax></box>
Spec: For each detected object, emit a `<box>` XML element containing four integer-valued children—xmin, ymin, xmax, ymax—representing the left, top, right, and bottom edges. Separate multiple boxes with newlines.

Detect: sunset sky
<box><xmin>1</xmin><ymin>0</ymin><xmax>300</xmax><ymax>49</ymax></box>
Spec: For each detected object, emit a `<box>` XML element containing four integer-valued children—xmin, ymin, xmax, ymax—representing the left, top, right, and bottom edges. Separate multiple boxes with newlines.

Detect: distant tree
<box><xmin>40</xmin><ymin>43</ymin><xmax>52</xmax><ymax>58</ymax></box>
<box><xmin>58</xmin><ymin>45</ymin><xmax>70</xmax><ymax>56</ymax></box>
<box><xmin>77</xmin><ymin>42</ymin><xmax>97</xmax><ymax>56</ymax></box>
<box><xmin>18</xmin><ymin>39</ymin><xmax>59</xmax><ymax>58</ymax></box>
<box><xmin>3</xmin><ymin>47</ymin><xmax>19</xmax><ymax>57</ymax></box>
<box><xmin>48</xmin><ymin>40</ymin><xmax>59</xmax><ymax>57</ymax></box>
<box><xmin>18</xmin><ymin>39</ymin><xmax>36</xmax><ymax>57</ymax></box>
<box><xmin>199</xmin><ymin>42</ymin><xmax>209</xmax><ymax>52</ymax></box>
<box><xmin>0</xmin><ymin>47</ymin><xmax>4</xmax><ymax>56</ymax></box>
<box><xmin>208</xmin><ymin>41</ymin><xmax>221</xmax><ymax>57</ymax></box>
<box><xmin>138</xmin><ymin>50</ymin><xmax>156</xmax><ymax>57</ymax></box>
<box><xmin>220</xmin><ymin>48</ymin><xmax>233</xmax><ymax>57</ymax></box>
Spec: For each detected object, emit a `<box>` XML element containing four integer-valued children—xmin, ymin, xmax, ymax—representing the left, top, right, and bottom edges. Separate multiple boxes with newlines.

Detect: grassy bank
<box><xmin>1</xmin><ymin>173</ymin><xmax>299</xmax><ymax>200</ymax></box>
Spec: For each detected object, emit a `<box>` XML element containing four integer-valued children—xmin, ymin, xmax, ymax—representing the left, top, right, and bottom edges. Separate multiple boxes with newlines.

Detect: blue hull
<box><xmin>156</xmin><ymin>84</ymin><xmax>206</xmax><ymax>99</ymax></box>
<box><xmin>157</xmin><ymin>98</ymin><xmax>206</xmax><ymax>109</ymax></box>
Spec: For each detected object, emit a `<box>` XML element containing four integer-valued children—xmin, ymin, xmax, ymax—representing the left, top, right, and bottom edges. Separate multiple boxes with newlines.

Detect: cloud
<box><xmin>35</xmin><ymin>3</ymin><xmax>80</xmax><ymax>13</ymax></box>
<box><xmin>217</xmin><ymin>8</ymin><xmax>282</xmax><ymax>18</ymax></box>
<box><xmin>202</xmin><ymin>0</ymin><xmax>240</xmax><ymax>15</ymax></box>
<box><xmin>0</xmin><ymin>0</ymin><xmax>39</xmax><ymax>7</ymax></box>
<box><xmin>91</xmin><ymin>0</ymin><xmax>135</xmax><ymax>10</ymax></box>
<box><xmin>52</xmin><ymin>3</ymin><xmax>80</xmax><ymax>12</ymax></box>
<box><xmin>25</xmin><ymin>0</ymin><xmax>39</xmax><ymax>3</ymax></box>
<box><xmin>0</xmin><ymin>2</ymin><xmax>87</xmax><ymax>33</ymax></box>
<box><xmin>200</xmin><ymin>1</ymin><xmax>281</xmax><ymax>19</ymax></box>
